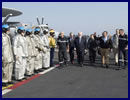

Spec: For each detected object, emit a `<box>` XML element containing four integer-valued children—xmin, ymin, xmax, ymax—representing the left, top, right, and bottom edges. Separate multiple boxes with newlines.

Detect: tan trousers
<box><xmin>113</xmin><ymin>48</ymin><xmax>118</xmax><ymax>64</ymax></box>
<box><xmin>100</xmin><ymin>48</ymin><xmax>110</xmax><ymax>65</ymax></box>
<box><xmin>2</xmin><ymin>62</ymin><xmax>13</xmax><ymax>83</ymax></box>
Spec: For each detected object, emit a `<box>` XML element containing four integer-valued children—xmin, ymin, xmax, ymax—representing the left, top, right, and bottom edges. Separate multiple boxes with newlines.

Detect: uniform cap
<box><xmin>18</xmin><ymin>26</ymin><xmax>25</xmax><ymax>31</ymax></box>
<box><xmin>34</xmin><ymin>28</ymin><xmax>40</xmax><ymax>32</ymax></box>
<box><xmin>26</xmin><ymin>29</ymin><xmax>32</xmax><ymax>33</ymax></box>
<box><xmin>50</xmin><ymin>29</ymin><xmax>55</xmax><ymax>33</ymax></box>
<box><xmin>2</xmin><ymin>24</ymin><xmax>9</xmax><ymax>29</ymax></box>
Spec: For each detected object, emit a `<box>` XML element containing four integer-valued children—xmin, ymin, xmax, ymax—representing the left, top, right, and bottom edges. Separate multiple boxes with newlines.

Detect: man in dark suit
<box><xmin>74</xmin><ymin>32</ymin><xmax>87</xmax><ymax>67</ymax></box>
<box><xmin>68</xmin><ymin>32</ymin><xmax>75</xmax><ymax>64</ymax></box>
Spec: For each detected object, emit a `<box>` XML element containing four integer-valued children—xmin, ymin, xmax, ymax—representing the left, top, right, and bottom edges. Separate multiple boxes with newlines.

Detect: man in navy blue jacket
<box><xmin>99</xmin><ymin>31</ymin><xmax>112</xmax><ymax>68</ymax></box>
<box><xmin>74</xmin><ymin>32</ymin><xmax>87</xmax><ymax>67</ymax></box>
<box><xmin>116</xmin><ymin>29</ymin><xmax>128</xmax><ymax>70</ymax></box>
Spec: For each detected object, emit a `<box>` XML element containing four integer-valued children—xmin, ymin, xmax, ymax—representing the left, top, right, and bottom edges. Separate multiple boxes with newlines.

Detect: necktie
<box><xmin>79</xmin><ymin>37</ymin><xmax>81</xmax><ymax>44</ymax></box>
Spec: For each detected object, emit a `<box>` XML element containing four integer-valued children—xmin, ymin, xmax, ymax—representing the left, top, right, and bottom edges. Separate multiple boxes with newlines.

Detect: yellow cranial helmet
<box><xmin>49</xmin><ymin>29</ymin><xmax>55</xmax><ymax>33</ymax></box>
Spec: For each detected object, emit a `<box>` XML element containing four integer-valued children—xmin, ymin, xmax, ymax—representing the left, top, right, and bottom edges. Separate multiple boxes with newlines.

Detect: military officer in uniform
<box><xmin>57</xmin><ymin>32</ymin><xmax>69</xmax><ymax>67</ymax></box>
<box><xmin>116</xmin><ymin>29</ymin><xmax>128</xmax><ymax>70</ymax></box>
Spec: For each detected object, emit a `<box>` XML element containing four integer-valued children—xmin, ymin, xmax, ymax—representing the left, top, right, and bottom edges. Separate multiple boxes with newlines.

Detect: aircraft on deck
<box><xmin>2</xmin><ymin>7</ymin><xmax>22</xmax><ymax>25</ymax></box>
<box><xmin>36</xmin><ymin>16</ymin><xmax>59</xmax><ymax>37</ymax></box>
<box><xmin>2</xmin><ymin>7</ymin><xmax>59</xmax><ymax>38</ymax></box>
<box><xmin>2</xmin><ymin>7</ymin><xmax>23</xmax><ymax>41</ymax></box>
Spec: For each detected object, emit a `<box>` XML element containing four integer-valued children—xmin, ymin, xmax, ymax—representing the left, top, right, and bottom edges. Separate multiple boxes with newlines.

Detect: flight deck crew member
<box><xmin>25</xmin><ymin>29</ymin><xmax>36</xmax><ymax>76</ymax></box>
<box><xmin>41</xmin><ymin>30</ymin><xmax>50</xmax><ymax>69</ymax></box>
<box><xmin>13</xmin><ymin>27</ymin><xmax>28</xmax><ymax>81</ymax></box>
<box><xmin>57</xmin><ymin>32</ymin><xmax>69</xmax><ymax>67</ymax></box>
<box><xmin>33</xmin><ymin>28</ymin><xmax>45</xmax><ymax>72</ymax></box>
<box><xmin>74</xmin><ymin>32</ymin><xmax>87</xmax><ymax>67</ymax></box>
<box><xmin>116</xmin><ymin>29</ymin><xmax>128</xmax><ymax>70</ymax></box>
<box><xmin>68</xmin><ymin>32</ymin><xmax>75</xmax><ymax>64</ymax></box>
<box><xmin>99</xmin><ymin>31</ymin><xmax>112</xmax><ymax>68</ymax></box>
<box><xmin>48</xmin><ymin>29</ymin><xmax>56</xmax><ymax>67</ymax></box>
<box><xmin>2</xmin><ymin>24</ymin><xmax>14</xmax><ymax>86</ymax></box>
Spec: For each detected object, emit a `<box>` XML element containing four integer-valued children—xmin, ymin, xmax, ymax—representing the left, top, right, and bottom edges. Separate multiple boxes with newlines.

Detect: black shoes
<box><xmin>50</xmin><ymin>65</ymin><xmax>54</xmax><ymax>67</ymax></box>
<box><xmin>116</xmin><ymin>66</ymin><xmax>126</xmax><ymax>70</ymax></box>
<box><xmin>17</xmin><ymin>79</ymin><xmax>23</xmax><ymax>81</ymax></box>
<box><xmin>115</xmin><ymin>66</ymin><xmax>121</xmax><ymax>70</ymax></box>
<box><xmin>102</xmin><ymin>64</ymin><xmax>109</xmax><ymax>68</ymax></box>
<box><xmin>22</xmin><ymin>77</ymin><xmax>27</xmax><ymax>80</ymax></box>
<box><xmin>65</xmin><ymin>63</ymin><xmax>68</xmax><ymax>67</ymax></box>
<box><xmin>90</xmin><ymin>62</ymin><xmax>95</xmax><ymax>66</ymax></box>
<box><xmin>2</xmin><ymin>83</ymin><xmax>8</xmax><ymax>86</ymax></box>
<box><xmin>71</xmin><ymin>61</ymin><xmax>74</xmax><ymax>64</ymax></box>
<box><xmin>25</xmin><ymin>75</ymin><xmax>31</xmax><ymax>77</ymax></box>
<box><xmin>122</xmin><ymin>66</ymin><xmax>126</xmax><ymax>69</ymax></box>
<box><xmin>106</xmin><ymin>65</ymin><xmax>109</xmax><ymax>68</ymax></box>
<box><xmin>116</xmin><ymin>63</ymin><xmax>127</xmax><ymax>70</ymax></box>
<box><xmin>102</xmin><ymin>64</ymin><xmax>105</xmax><ymax>68</ymax></box>
<box><xmin>8</xmin><ymin>81</ymin><xmax>14</xmax><ymax>84</ymax></box>
<box><xmin>115</xmin><ymin>63</ymin><xmax>118</xmax><ymax>66</ymax></box>
<box><xmin>80</xmin><ymin>64</ymin><xmax>84</xmax><ymax>67</ymax></box>
<box><xmin>38</xmin><ymin>69</ymin><xmax>44</xmax><ymax>72</ymax></box>
<box><xmin>35</xmin><ymin>70</ymin><xmax>39</xmax><ymax>73</ymax></box>
<box><xmin>2</xmin><ymin>82</ymin><xmax>15</xmax><ymax>86</ymax></box>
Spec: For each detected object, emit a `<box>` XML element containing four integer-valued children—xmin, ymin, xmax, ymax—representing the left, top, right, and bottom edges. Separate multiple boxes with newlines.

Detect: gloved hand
<box><xmin>15</xmin><ymin>56</ymin><xmax>19</xmax><ymax>61</ymax></box>
<box><xmin>38</xmin><ymin>48</ymin><xmax>42</xmax><ymax>52</ymax></box>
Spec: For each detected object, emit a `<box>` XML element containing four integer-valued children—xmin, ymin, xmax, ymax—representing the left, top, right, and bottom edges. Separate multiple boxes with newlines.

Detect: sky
<box><xmin>2</xmin><ymin>2</ymin><xmax>128</xmax><ymax>35</ymax></box>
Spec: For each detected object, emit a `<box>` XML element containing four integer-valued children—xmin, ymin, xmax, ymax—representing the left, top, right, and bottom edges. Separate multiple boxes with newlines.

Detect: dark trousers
<box><xmin>69</xmin><ymin>48</ymin><xmax>74</xmax><ymax>63</ymax></box>
<box><xmin>58</xmin><ymin>49</ymin><xmax>67</xmax><ymax>64</ymax></box>
<box><xmin>50</xmin><ymin>48</ymin><xmax>55</xmax><ymax>66</ymax></box>
<box><xmin>118</xmin><ymin>49</ymin><xmax>128</xmax><ymax>67</ymax></box>
<box><xmin>89</xmin><ymin>49</ymin><xmax>96</xmax><ymax>63</ymax></box>
<box><xmin>76</xmin><ymin>50</ymin><xmax>85</xmax><ymax>65</ymax></box>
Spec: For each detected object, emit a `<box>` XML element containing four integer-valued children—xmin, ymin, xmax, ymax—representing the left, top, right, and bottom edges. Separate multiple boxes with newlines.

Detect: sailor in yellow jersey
<box><xmin>49</xmin><ymin>29</ymin><xmax>56</xmax><ymax>67</ymax></box>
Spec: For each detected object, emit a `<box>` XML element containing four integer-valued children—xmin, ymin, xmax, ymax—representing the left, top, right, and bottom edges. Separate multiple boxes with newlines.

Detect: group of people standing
<box><xmin>2</xmin><ymin>24</ymin><xmax>128</xmax><ymax>87</ymax></box>
<box><xmin>57</xmin><ymin>32</ymin><xmax>87</xmax><ymax>67</ymax></box>
<box><xmin>2</xmin><ymin>24</ymin><xmax>56</xmax><ymax>86</ymax></box>
<box><xmin>57</xmin><ymin>29</ymin><xmax>128</xmax><ymax>70</ymax></box>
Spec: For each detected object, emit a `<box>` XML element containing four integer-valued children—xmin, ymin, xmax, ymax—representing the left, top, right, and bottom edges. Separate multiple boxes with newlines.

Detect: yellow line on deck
<box><xmin>2</xmin><ymin>84</ymin><xmax>13</xmax><ymax>90</ymax></box>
